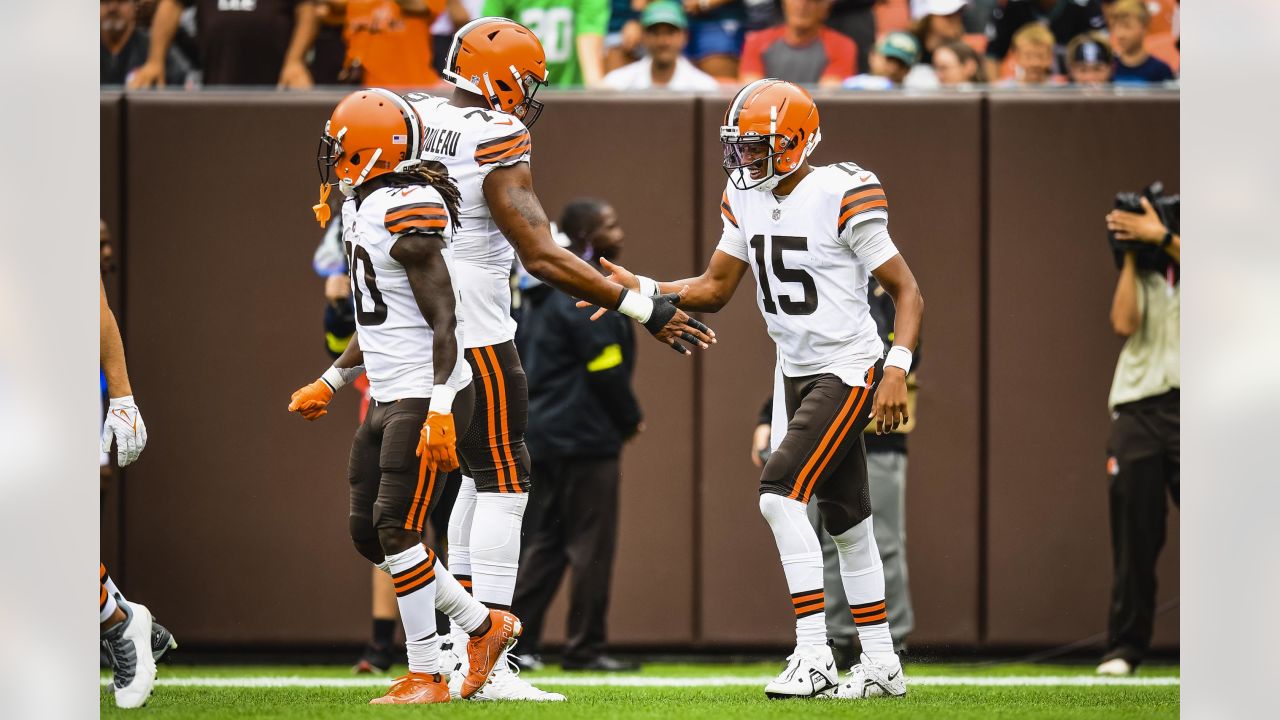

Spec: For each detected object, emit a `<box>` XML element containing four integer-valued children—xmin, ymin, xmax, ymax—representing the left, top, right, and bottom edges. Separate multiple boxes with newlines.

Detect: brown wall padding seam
<box><xmin>976</xmin><ymin>94</ymin><xmax>990</xmax><ymax>645</ymax></box>
<box><xmin>690</xmin><ymin>97</ymin><xmax>705</xmax><ymax>645</ymax></box>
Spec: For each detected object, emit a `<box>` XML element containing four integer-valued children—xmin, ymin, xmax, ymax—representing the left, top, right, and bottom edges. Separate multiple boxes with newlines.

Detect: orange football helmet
<box><xmin>720</xmin><ymin>79</ymin><xmax>822</xmax><ymax>192</ymax></box>
<box><xmin>442</xmin><ymin>17</ymin><xmax>549</xmax><ymax>126</ymax></box>
<box><xmin>314</xmin><ymin>88</ymin><xmax>425</xmax><ymax>226</ymax></box>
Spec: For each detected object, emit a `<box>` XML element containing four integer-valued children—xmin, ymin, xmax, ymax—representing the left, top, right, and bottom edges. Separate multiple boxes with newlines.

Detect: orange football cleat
<box><xmin>369</xmin><ymin>672</ymin><xmax>450</xmax><ymax>705</ymax></box>
<box><xmin>462</xmin><ymin>609</ymin><xmax>523</xmax><ymax>699</ymax></box>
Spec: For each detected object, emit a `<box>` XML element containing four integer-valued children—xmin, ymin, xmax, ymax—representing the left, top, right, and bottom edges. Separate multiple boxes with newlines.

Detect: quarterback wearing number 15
<box><xmin>588</xmin><ymin>79</ymin><xmax>924</xmax><ymax>700</ymax></box>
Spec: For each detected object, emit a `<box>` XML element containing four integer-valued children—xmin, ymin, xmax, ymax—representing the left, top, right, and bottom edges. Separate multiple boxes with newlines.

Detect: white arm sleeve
<box><xmin>841</xmin><ymin>217</ymin><xmax>899</xmax><ymax>271</ymax></box>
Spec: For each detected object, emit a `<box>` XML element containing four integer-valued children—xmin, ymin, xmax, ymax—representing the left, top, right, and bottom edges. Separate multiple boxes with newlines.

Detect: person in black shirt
<box><xmin>510</xmin><ymin>199</ymin><xmax>643</xmax><ymax>673</ymax></box>
<box><xmin>1108</xmin><ymin>0</ymin><xmax>1174</xmax><ymax>84</ymax></box>
<box><xmin>826</xmin><ymin>0</ymin><xmax>878</xmax><ymax>87</ymax></box>
<box><xmin>985</xmin><ymin>0</ymin><xmax>1107</xmax><ymax>78</ymax></box>
<box><xmin>101</xmin><ymin>0</ymin><xmax>190</xmax><ymax>86</ymax></box>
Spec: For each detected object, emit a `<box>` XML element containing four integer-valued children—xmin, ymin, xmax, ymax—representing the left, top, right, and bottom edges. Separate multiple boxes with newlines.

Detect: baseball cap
<box><xmin>642</xmin><ymin>1</ymin><xmax>688</xmax><ymax>30</ymax></box>
<box><xmin>877</xmin><ymin>31</ymin><xmax>921</xmax><ymax>67</ymax></box>
<box><xmin>1070</xmin><ymin>36</ymin><xmax>1113</xmax><ymax>65</ymax></box>
<box><xmin>916</xmin><ymin>0</ymin><xmax>968</xmax><ymax>18</ymax></box>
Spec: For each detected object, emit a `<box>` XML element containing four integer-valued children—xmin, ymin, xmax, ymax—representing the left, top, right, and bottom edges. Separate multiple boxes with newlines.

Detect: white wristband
<box><xmin>429</xmin><ymin>384</ymin><xmax>458</xmax><ymax>415</ymax></box>
<box><xmin>637</xmin><ymin>275</ymin><xmax>659</xmax><ymax>298</ymax></box>
<box><xmin>321</xmin><ymin>364</ymin><xmax>364</xmax><ymax>391</ymax></box>
<box><xmin>616</xmin><ymin>288</ymin><xmax>654</xmax><ymax>323</ymax></box>
<box><xmin>884</xmin><ymin>345</ymin><xmax>913</xmax><ymax>374</ymax></box>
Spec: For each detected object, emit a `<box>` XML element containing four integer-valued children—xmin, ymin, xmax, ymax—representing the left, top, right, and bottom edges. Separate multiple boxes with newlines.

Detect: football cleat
<box><xmin>462</xmin><ymin>609</ymin><xmax>522</xmax><ymax>698</ymax></box>
<box><xmin>471</xmin><ymin>655</ymin><xmax>566</xmax><ymax>702</ymax></box>
<box><xmin>369</xmin><ymin>672</ymin><xmax>450</xmax><ymax>704</ymax></box>
<box><xmin>102</xmin><ymin>601</ymin><xmax>158</xmax><ymax>709</ymax></box>
<box><xmin>440</xmin><ymin>630</ymin><xmax>468</xmax><ymax>698</ymax></box>
<box><xmin>151</xmin><ymin>618</ymin><xmax>178</xmax><ymax>663</ymax></box>
<box><xmin>836</xmin><ymin>653</ymin><xmax>907</xmax><ymax>699</ymax></box>
<box><xmin>1096</xmin><ymin>658</ymin><xmax>1134</xmax><ymax>676</ymax></box>
<box><xmin>352</xmin><ymin>642</ymin><xmax>393</xmax><ymax>674</ymax></box>
<box><xmin>764</xmin><ymin>644</ymin><xmax>838</xmax><ymax>699</ymax></box>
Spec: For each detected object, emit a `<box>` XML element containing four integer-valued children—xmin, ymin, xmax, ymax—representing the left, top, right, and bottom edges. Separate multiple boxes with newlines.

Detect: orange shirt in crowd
<box><xmin>343</xmin><ymin>0</ymin><xmax>446</xmax><ymax>88</ymax></box>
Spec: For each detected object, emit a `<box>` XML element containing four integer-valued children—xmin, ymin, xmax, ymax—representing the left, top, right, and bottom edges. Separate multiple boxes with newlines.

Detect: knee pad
<box><xmin>349</xmin><ymin>514</ymin><xmax>382</xmax><ymax>565</ymax></box>
<box><xmin>759</xmin><ymin>492</ymin><xmax>821</xmax><ymax>556</ymax></box>
<box><xmin>471</xmin><ymin>493</ymin><xmax>528</xmax><ymax>555</ymax></box>
<box><xmin>830</xmin><ymin>517</ymin><xmax>881</xmax><ymax>573</ymax></box>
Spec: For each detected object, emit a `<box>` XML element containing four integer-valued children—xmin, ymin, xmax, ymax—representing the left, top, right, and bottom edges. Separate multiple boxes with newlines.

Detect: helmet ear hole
<box><xmin>349</xmin><ymin>152</ymin><xmax>361</xmax><ymax>166</ymax></box>
<box><xmin>495</xmin><ymin>79</ymin><xmax>512</xmax><ymax>92</ymax></box>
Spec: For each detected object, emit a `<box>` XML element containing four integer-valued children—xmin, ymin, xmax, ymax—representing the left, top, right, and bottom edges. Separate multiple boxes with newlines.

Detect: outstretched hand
<box><xmin>577</xmin><ymin>257</ymin><xmax>639</xmax><ymax>320</ymax></box>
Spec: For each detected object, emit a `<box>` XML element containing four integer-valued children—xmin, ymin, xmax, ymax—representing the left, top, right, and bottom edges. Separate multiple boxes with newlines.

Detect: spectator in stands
<box><xmin>740</xmin><ymin>0</ymin><xmax>856</xmax><ymax>87</ymax></box>
<box><xmin>429</xmin><ymin>0</ymin><xmax>481</xmax><ymax>75</ymax></box>
<box><xmin>604</xmin><ymin>0</ymin><xmax>642</xmax><ymax>72</ymax></box>
<box><xmin>1108</xmin><ymin>0</ymin><xmax>1174</xmax><ymax>85</ymax></box>
<box><xmin>985</xmin><ymin>0</ymin><xmax>1106</xmax><ymax>81</ymax></box>
<box><xmin>999</xmin><ymin>22</ymin><xmax>1057</xmax><ymax>85</ymax></box>
<box><xmin>130</xmin><ymin>0</ymin><xmax>319</xmax><ymax>88</ymax></box>
<box><xmin>484</xmin><ymin>0</ymin><xmax>608</xmax><ymax>87</ymax></box>
<box><xmin>102</xmin><ymin>0</ymin><xmax>191</xmax><ymax>86</ymax></box>
<box><xmin>602</xmin><ymin>1</ymin><xmax>722</xmax><ymax>90</ymax></box>
<box><xmin>683</xmin><ymin>0</ymin><xmax>748</xmax><ymax>79</ymax></box>
<box><xmin>337</xmin><ymin>0</ymin><xmax>446</xmax><ymax>87</ymax></box>
<box><xmin>826</xmin><ymin>1</ymin><xmax>877</xmax><ymax>84</ymax></box>
<box><xmin>901</xmin><ymin>0</ymin><xmax>967</xmax><ymax>89</ymax></box>
<box><xmin>1065</xmin><ymin>31</ymin><xmax>1111</xmax><ymax>86</ymax></box>
<box><xmin>512</xmin><ymin>199</ymin><xmax>643</xmax><ymax>673</ymax></box>
<box><xmin>1098</xmin><ymin>196</ymin><xmax>1180</xmax><ymax>676</ymax></box>
<box><xmin>843</xmin><ymin>30</ymin><xmax>919</xmax><ymax>89</ymax></box>
<box><xmin>931</xmin><ymin>38</ymin><xmax>986</xmax><ymax>86</ymax></box>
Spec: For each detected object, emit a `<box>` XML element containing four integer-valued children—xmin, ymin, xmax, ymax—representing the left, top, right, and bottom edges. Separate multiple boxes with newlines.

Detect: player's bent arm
<box><xmin>655</xmin><ymin>250</ymin><xmax>750</xmax><ymax>313</ymax></box>
<box><xmin>100</xmin><ymin>278</ymin><xmax>132</xmax><ymax>398</ymax></box>
<box><xmin>870</xmin><ymin>254</ymin><xmax>924</xmax><ymax>358</ymax></box>
<box><xmin>390</xmin><ymin>232</ymin><xmax>460</xmax><ymax>386</ymax></box>
<box><xmin>289</xmin><ymin>323</ymin><xmax>365</xmax><ymax>421</ymax></box>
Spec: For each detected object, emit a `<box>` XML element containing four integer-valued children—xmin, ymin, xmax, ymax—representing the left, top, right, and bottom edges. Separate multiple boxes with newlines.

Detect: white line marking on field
<box><xmin>100</xmin><ymin>675</ymin><xmax>1179</xmax><ymax>689</ymax></box>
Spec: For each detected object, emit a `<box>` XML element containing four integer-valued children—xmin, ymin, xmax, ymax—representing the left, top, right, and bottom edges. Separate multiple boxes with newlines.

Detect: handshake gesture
<box><xmin>578</xmin><ymin>258</ymin><xmax>716</xmax><ymax>355</ymax></box>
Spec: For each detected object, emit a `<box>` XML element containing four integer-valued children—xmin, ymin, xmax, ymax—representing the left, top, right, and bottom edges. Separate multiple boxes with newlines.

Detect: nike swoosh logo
<box><xmin>400</xmin><ymin>189</ymin><xmax>414</xmax><ymax>196</ymax></box>
<box><xmin>888</xmin><ymin>670</ymin><xmax>900</xmax><ymax>681</ymax></box>
<box><xmin>495</xmin><ymin>118</ymin><xmax>514</xmax><ymax>125</ymax></box>
<box><xmin>859</xmin><ymin>173</ymin><xmax>872</xmax><ymax>182</ymax></box>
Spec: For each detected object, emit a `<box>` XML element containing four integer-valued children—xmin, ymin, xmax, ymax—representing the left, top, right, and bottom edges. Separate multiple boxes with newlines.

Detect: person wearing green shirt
<box><xmin>482</xmin><ymin>0</ymin><xmax>609</xmax><ymax>86</ymax></box>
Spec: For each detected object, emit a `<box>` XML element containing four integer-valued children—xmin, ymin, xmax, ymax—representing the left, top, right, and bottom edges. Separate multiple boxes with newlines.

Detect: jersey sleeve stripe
<box><xmin>720</xmin><ymin>192</ymin><xmax>739</xmax><ymax>227</ymax></box>
<box><xmin>475</xmin><ymin>129</ymin><xmax>531</xmax><ymax>154</ymax></box>
<box><xmin>838</xmin><ymin>190</ymin><xmax>889</xmax><ymax>234</ymax></box>
<box><xmin>474</xmin><ymin>131</ymin><xmax>532</xmax><ymax>163</ymax></box>
<box><xmin>385</xmin><ymin>202</ymin><xmax>446</xmax><ymax>222</ymax></box>
<box><xmin>476</xmin><ymin>137</ymin><xmax>532</xmax><ymax>166</ymax></box>
<box><xmin>840</xmin><ymin>185</ymin><xmax>884</xmax><ymax>209</ymax></box>
<box><xmin>386</xmin><ymin>216</ymin><xmax>449</xmax><ymax>234</ymax></box>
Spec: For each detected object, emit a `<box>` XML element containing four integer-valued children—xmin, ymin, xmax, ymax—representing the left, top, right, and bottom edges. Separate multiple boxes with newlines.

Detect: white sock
<box><xmin>100</xmin><ymin>579</ymin><xmax>119</xmax><ymax>625</ymax></box>
<box><xmin>432</xmin><ymin>551</ymin><xmax>488</xmax><ymax>635</ymax></box>
<box><xmin>447</xmin><ymin>475</ymin><xmax>477</xmax><ymax>597</ymax></box>
<box><xmin>102</xmin><ymin>567</ymin><xmax>124</xmax><ymax>603</ymax></box>
<box><xmin>831</xmin><ymin>518</ymin><xmax>897</xmax><ymax>666</ymax></box>
<box><xmin>471</xmin><ymin>492</ymin><xmax>528</xmax><ymax>609</ymax></box>
<box><xmin>759</xmin><ymin>493</ymin><xmax>827</xmax><ymax>647</ymax></box>
<box><xmin>386</xmin><ymin>544</ymin><xmax>439</xmax><ymax>674</ymax></box>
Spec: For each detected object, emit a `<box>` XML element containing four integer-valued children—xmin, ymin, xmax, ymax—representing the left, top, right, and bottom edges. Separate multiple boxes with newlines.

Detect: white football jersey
<box><xmin>341</xmin><ymin>184</ymin><xmax>471</xmax><ymax>403</ymax></box>
<box><xmin>716</xmin><ymin>163</ymin><xmax>900</xmax><ymax>386</ymax></box>
<box><xmin>406</xmin><ymin>93</ymin><xmax>532</xmax><ymax>349</ymax></box>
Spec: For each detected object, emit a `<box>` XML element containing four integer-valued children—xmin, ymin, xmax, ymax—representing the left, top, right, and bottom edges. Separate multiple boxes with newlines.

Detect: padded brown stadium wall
<box><xmin>106</xmin><ymin>91</ymin><xmax>1178</xmax><ymax>651</ymax></box>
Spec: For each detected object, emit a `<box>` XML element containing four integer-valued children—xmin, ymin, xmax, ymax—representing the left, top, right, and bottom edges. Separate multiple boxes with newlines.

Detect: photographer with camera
<box><xmin>1097</xmin><ymin>187</ymin><xmax>1180</xmax><ymax>676</ymax></box>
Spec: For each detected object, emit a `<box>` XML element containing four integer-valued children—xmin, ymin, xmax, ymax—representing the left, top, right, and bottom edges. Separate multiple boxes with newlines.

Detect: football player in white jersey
<box><xmin>398</xmin><ymin>18</ymin><xmax>711</xmax><ymax>701</ymax></box>
<box><xmin>582</xmin><ymin>79</ymin><xmax>924</xmax><ymax>699</ymax></box>
<box><xmin>288</xmin><ymin>89</ymin><xmax>522</xmax><ymax>705</ymax></box>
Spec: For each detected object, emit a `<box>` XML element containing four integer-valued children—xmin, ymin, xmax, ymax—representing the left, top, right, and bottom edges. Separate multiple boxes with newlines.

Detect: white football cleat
<box><xmin>103</xmin><ymin>601</ymin><xmax>158</xmax><ymax>709</ymax></box>
<box><xmin>837</xmin><ymin>652</ymin><xmax>907</xmax><ymax>699</ymax></box>
<box><xmin>764</xmin><ymin>644</ymin><xmax>838</xmax><ymax>699</ymax></box>
<box><xmin>441</xmin><ymin>629</ymin><xmax>468</xmax><ymax>699</ymax></box>
<box><xmin>1096</xmin><ymin>658</ymin><xmax>1134</xmax><ymax>676</ymax></box>
<box><xmin>470</xmin><ymin>654</ymin><xmax>566</xmax><ymax>701</ymax></box>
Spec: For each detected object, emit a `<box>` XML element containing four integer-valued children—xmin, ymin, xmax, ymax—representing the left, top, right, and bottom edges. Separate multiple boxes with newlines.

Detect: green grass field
<box><xmin>101</xmin><ymin>661</ymin><xmax>1179</xmax><ymax>718</ymax></box>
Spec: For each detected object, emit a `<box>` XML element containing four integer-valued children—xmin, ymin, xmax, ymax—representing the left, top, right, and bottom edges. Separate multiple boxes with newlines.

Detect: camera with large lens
<box><xmin>1110</xmin><ymin>181</ymin><xmax>1179</xmax><ymax>273</ymax></box>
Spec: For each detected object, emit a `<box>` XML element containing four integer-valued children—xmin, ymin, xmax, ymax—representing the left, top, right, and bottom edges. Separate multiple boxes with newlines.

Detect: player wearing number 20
<box><xmin>590</xmin><ymin>79</ymin><xmax>924</xmax><ymax>699</ymax></box>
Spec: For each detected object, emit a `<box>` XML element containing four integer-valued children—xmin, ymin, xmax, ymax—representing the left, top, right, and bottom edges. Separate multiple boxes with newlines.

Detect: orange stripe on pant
<box><xmin>471</xmin><ymin>348</ymin><xmax>509</xmax><ymax>492</ymax></box>
<box><xmin>484</xmin><ymin>344</ymin><xmax>521</xmax><ymax>493</ymax></box>
<box><xmin>796</xmin><ymin>369</ymin><xmax>876</xmax><ymax>503</ymax></box>
<box><xmin>788</xmin><ymin>389</ymin><xmax>859</xmax><ymax>500</ymax></box>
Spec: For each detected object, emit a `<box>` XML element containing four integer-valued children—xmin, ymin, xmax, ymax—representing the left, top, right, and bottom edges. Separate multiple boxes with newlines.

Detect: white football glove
<box><xmin>102</xmin><ymin>395</ymin><xmax>148</xmax><ymax>466</ymax></box>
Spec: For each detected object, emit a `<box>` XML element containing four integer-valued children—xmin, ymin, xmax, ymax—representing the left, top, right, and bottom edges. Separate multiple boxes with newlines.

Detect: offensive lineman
<box><xmin>293</xmin><ymin>18</ymin><xmax>717</xmax><ymax>701</ymax></box>
<box><xmin>288</xmin><ymin>88</ymin><xmax>519</xmax><ymax>705</ymax></box>
<box><xmin>582</xmin><ymin>79</ymin><xmax>924</xmax><ymax>699</ymax></box>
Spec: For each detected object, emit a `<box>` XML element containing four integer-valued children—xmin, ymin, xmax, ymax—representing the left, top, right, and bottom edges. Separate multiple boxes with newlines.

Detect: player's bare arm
<box><xmin>869</xmin><ymin>255</ymin><xmax>924</xmax><ymax>435</ymax></box>
<box><xmin>101</xmin><ymin>277</ymin><xmax>148</xmax><ymax>466</ymax></box>
<box><xmin>582</xmin><ymin>251</ymin><xmax>750</xmax><ymax>317</ymax></box>
<box><xmin>484</xmin><ymin>162</ymin><xmax>715</xmax><ymax>353</ymax></box>
<box><xmin>389</xmin><ymin>231</ymin><xmax>463</xmax><ymax>473</ymax></box>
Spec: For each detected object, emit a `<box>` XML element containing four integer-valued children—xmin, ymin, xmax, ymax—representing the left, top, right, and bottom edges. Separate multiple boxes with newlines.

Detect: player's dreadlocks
<box><xmin>359</xmin><ymin>160</ymin><xmax>463</xmax><ymax>230</ymax></box>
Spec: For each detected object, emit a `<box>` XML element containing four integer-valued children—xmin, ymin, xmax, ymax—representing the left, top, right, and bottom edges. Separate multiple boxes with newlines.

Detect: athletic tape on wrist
<box><xmin>429</xmin><ymin>385</ymin><xmax>458</xmax><ymax>415</ymax></box>
<box><xmin>885</xmin><ymin>345</ymin><xmax>913</xmax><ymax>374</ymax></box>
<box><xmin>321</xmin><ymin>366</ymin><xmax>346</xmax><ymax>392</ymax></box>
<box><xmin>616</xmin><ymin>288</ymin><xmax>655</xmax><ymax>324</ymax></box>
<box><xmin>637</xmin><ymin>275</ymin><xmax>659</xmax><ymax>298</ymax></box>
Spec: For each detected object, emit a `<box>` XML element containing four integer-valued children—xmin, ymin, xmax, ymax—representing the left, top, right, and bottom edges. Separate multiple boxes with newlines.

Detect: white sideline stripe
<box><xmin>100</xmin><ymin>675</ymin><xmax>1180</xmax><ymax>689</ymax></box>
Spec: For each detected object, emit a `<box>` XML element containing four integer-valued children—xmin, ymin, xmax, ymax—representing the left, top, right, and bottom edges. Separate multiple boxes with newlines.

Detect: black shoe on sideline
<box><xmin>352</xmin><ymin>642</ymin><xmax>394</xmax><ymax>674</ymax></box>
<box><xmin>561</xmin><ymin>655</ymin><xmax>641</xmax><ymax>672</ymax></box>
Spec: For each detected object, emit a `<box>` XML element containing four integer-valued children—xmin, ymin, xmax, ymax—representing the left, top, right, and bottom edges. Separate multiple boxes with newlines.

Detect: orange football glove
<box><xmin>288</xmin><ymin>379</ymin><xmax>334</xmax><ymax>420</ymax></box>
<box><xmin>416</xmin><ymin>411</ymin><xmax>459</xmax><ymax>472</ymax></box>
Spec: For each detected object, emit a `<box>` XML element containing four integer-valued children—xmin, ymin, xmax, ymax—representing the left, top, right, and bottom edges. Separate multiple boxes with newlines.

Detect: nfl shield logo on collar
<box><xmin>772</xmin><ymin>208</ymin><xmax>781</xmax><ymax>221</ymax></box>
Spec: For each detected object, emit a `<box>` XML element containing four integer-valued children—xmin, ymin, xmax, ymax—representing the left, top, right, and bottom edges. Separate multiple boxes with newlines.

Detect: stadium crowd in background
<box><xmin>103</xmin><ymin>0</ymin><xmax>1178</xmax><ymax>90</ymax></box>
